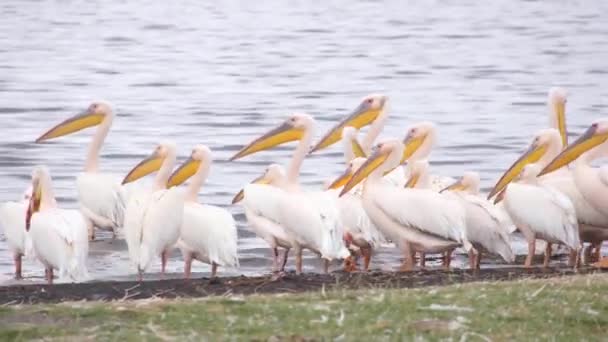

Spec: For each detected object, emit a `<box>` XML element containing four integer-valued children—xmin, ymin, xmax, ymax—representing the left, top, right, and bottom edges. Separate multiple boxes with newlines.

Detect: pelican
<box><xmin>340</xmin><ymin>126</ymin><xmax>367</xmax><ymax>163</ymax></box>
<box><xmin>35</xmin><ymin>102</ymin><xmax>129</xmax><ymax>240</ymax></box>
<box><xmin>0</xmin><ymin>186</ymin><xmax>33</xmax><ymax>279</ymax></box>
<box><xmin>232</xmin><ymin>164</ymin><xmax>292</xmax><ymax>273</ymax></box>
<box><xmin>167</xmin><ymin>145</ymin><xmax>239</xmax><ymax>278</ymax></box>
<box><xmin>539</xmin><ymin>119</ymin><xmax>608</xmax><ymax>267</ymax></box>
<box><xmin>496</xmin><ymin>163</ymin><xmax>580</xmax><ymax>267</ymax></box>
<box><xmin>337</xmin><ymin>139</ymin><xmax>472</xmax><ymax>271</ymax></box>
<box><xmin>488</xmin><ymin>128</ymin><xmax>608</xmax><ymax>264</ymax></box>
<box><xmin>25</xmin><ymin>166</ymin><xmax>89</xmax><ymax>284</ymax></box>
<box><xmin>441</xmin><ymin>172</ymin><xmax>515</xmax><ymax>269</ymax></box>
<box><xmin>122</xmin><ymin>141</ymin><xmax>183</xmax><ymax>281</ymax></box>
<box><xmin>230</xmin><ymin>113</ymin><xmax>350</xmax><ymax>274</ymax></box>
<box><xmin>327</xmin><ymin>157</ymin><xmax>388</xmax><ymax>271</ymax></box>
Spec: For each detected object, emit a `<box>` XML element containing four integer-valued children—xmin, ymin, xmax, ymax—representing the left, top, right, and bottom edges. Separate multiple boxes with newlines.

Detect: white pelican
<box><xmin>497</xmin><ymin>163</ymin><xmax>580</xmax><ymax>267</ymax></box>
<box><xmin>232</xmin><ymin>164</ymin><xmax>292</xmax><ymax>273</ymax></box>
<box><xmin>122</xmin><ymin>141</ymin><xmax>184</xmax><ymax>281</ymax></box>
<box><xmin>25</xmin><ymin>166</ymin><xmax>89</xmax><ymax>284</ymax></box>
<box><xmin>539</xmin><ymin>120</ymin><xmax>608</xmax><ymax>267</ymax></box>
<box><xmin>488</xmin><ymin>128</ymin><xmax>608</xmax><ymax>264</ymax></box>
<box><xmin>167</xmin><ymin>145</ymin><xmax>239</xmax><ymax>278</ymax></box>
<box><xmin>0</xmin><ymin>186</ymin><xmax>33</xmax><ymax>279</ymax></box>
<box><xmin>230</xmin><ymin>113</ymin><xmax>350</xmax><ymax>274</ymax></box>
<box><xmin>340</xmin><ymin>126</ymin><xmax>367</xmax><ymax>163</ymax></box>
<box><xmin>440</xmin><ymin>172</ymin><xmax>515</xmax><ymax>269</ymax></box>
<box><xmin>327</xmin><ymin>157</ymin><xmax>388</xmax><ymax>271</ymax></box>
<box><xmin>35</xmin><ymin>102</ymin><xmax>129</xmax><ymax>240</ymax></box>
<box><xmin>338</xmin><ymin>139</ymin><xmax>472</xmax><ymax>271</ymax></box>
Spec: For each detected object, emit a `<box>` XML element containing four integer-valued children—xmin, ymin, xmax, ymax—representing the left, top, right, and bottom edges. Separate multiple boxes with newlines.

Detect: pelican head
<box><xmin>339</xmin><ymin>139</ymin><xmax>404</xmax><ymax>197</ymax></box>
<box><xmin>342</xmin><ymin>126</ymin><xmax>366</xmax><ymax>159</ymax></box>
<box><xmin>327</xmin><ymin>157</ymin><xmax>367</xmax><ymax>190</ymax></box>
<box><xmin>25</xmin><ymin>166</ymin><xmax>50</xmax><ymax>231</ymax></box>
<box><xmin>440</xmin><ymin>171</ymin><xmax>480</xmax><ymax>194</ymax></box>
<box><xmin>404</xmin><ymin>160</ymin><xmax>429</xmax><ymax>188</ymax></box>
<box><xmin>310</xmin><ymin>94</ymin><xmax>388</xmax><ymax>153</ymax></box>
<box><xmin>539</xmin><ymin>120</ymin><xmax>608</xmax><ymax>177</ymax></box>
<box><xmin>167</xmin><ymin>145</ymin><xmax>212</xmax><ymax>188</ymax></box>
<box><xmin>487</xmin><ymin>128</ymin><xmax>562</xmax><ymax>199</ymax></box>
<box><xmin>122</xmin><ymin>141</ymin><xmax>177</xmax><ymax>184</ymax></box>
<box><xmin>548</xmin><ymin>87</ymin><xmax>568</xmax><ymax>146</ymax></box>
<box><xmin>401</xmin><ymin>122</ymin><xmax>436</xmax><ymax>163</ymax></box>
<box><xmin>232</xmin><ymin>164</ymin><xmax>286</xmax><ymax>204</ymax></box>
<box><xmin>229</xmin><ymin>113</ymin><xmax>314</xmax><ymax>161</ymax></box>
<box><xmin>35</xmin><ymin>102</ymin><xmax>112</xmax><ymax>142</ymax></box>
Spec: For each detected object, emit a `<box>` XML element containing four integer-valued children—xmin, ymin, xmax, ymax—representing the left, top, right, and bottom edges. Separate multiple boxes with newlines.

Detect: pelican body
<box><xmin>0</xmin><ymin>186</ymin><xmax>33</xmax><ymax>279</ymax></box>
<box><xmin>25</xmin><ymin>166</ymin><xmax>89</xmax><ymax>284</ymax></box>
<box><xmin>168</xmin><ymin>145</ymin><xmax>239</xmax><ymax>278</ymax></box>
<box><xmin>122</xmin><ymin>141</ymin><xmax>184</xmax><ymax>281</ymax></box>
<box><xmin>35</xmin><ymin>102</ymin><xmax>129</xmax><ymax>240</ymax></box>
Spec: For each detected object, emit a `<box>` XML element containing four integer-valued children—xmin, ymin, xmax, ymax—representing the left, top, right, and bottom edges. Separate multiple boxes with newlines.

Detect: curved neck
<box><xmin>539</xmin><ymin>136</ymin><xmax>563</xmax><ymax>169</ymax></box>
<box><xmin>287</xmin><ymin>127</ymin><xmax>313</xmax><ymax>185</ymax></box>
<box><xmin>40</xmin><ymin>174</ymin><xmax>57</xmax><ymax>210</ymax></box>
<box><xmin>85</xmin><ymin>114</ymin><xmax>113</xmax><ymax>172</ymax></box>
<box><xmin>154</xmin><ymin>150</ymin><xmax>177</xmax><ymax>191</ymax></box>
<box><xmin>185</xmin><ymin>160</ymin><xmax>210</xmax><ymax>202</ymax></box>
<box><xmin>361</xmin><ymin>110</ymin><xmax>389</xmax><ymax>153</ymax></box>
<box><xmin>342</xmin><ymin>136</ymin><xmax>355</xmax><ymax>165</ymax></box>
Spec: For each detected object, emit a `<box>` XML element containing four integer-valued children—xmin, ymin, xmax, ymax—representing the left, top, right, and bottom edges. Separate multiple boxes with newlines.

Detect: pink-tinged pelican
<box><xmin>337</xmin><ymin>140</ymin><xmax>472</xmax><ymax>271</ymax></box>
<box><xmin>230</xmin><ymin>113</ymin><xmax>350</xmax><ymax>274</ymax></box>
<box><xmin>0</xmin><ymin>186</ymin><xmax>33</xmax><ymax>279</ymax></box>
<box><xmin>35</xmin><ymin>102</ymin><xmax>129</xmax><ymax>240</ymax></box>
<box><xmin>441</xmin><ymin>172</ymin><xmax>515</xmax><ymax>269</ymax></box>
<box><xmin>232</xmin><ymin>164</ymin><xmax>292</xmax><ymax>273</ymax></box>
<box><xmin>167</xmin><ymin>145</ymin><xmax>239</xmax><ymax>278</ymax></box>
<box><xmin>25</xmin><ymin>166</ymin><xmax>89</xmax><ymax>284</ymax></box>
<box><xmin>122</xmin><ymin>141</ymin><xmax>184</xmax><ymax>281</ymax></box>
<box><xmin>539</xmin><ymin>119</ymin><xmax>608</xmax><ymax>267</ymax></box>
<box><xmin>327</xmin><ymin>157</ymin><xmax>388</xmax><ymax>271</ymax></box>
<box><xmin>497</xmin><ymin>163</ymin><xmax>580</xmax><ymax>267</ymax></box>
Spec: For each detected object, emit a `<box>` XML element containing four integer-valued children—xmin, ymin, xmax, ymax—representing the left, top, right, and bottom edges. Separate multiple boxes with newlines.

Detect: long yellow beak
<box><xmin>351</xmin><ymin>138</ymin><xmax>367</xmax><ymax>159</ymax></box>
<box><xmin>487</xmin><ymin>141</ymin><xmax>548</xmax><ymax>199</ymax></box>
<box><xmin>339</xmin><ymin>148</ymin><xmax>390</xmax><ymax>197</ymax></box>
<box><xmin>310</xmin><ymin>99</ymin><xmax>385</xmax><ymax>153</ymax></box>
<box><xmin>167</xmin><ymin>157</ymin><xmax>201</xmax><ymax>188</ymax></box>
<box><xmin>401</xmin><ymin>133</ymin><xmax>427</xmax><ymax>164</ymax></box>
<box><xmin>229</xmin><ymin>122</ymin><xmax>304</xmax><ymax>161</ymax></box>
<box><xmin>327</xmin><ymin>166</ymin><xmax>354</xmax><ymax>190</ymax></box>
<box><xmin>554</xmin><ymin>101</ymin><xmax>567</xmax><ymax>147</ymax></box>
<box><xmin>539</xmin><ymin>123</ymin><xmax>608</xmax><ymax>177</ymax></box>
<box><xmin>439</xmin><ymin>179</ymin><xmax>466</xmax><ymax>193</ymax></box>
<box><xmin>35</xmin><ymin>109</ymin><xmax>104</xmax><ymax>143</ymax></box>
<box><xmin>122</xmin><ymin>151</ymin><xmax>164</xmax><ymax>184</ymax></box>
<box><xmin>232</xmin><ymin>174</ymin><xmax>269</xmax><ymax>204</ymax></box>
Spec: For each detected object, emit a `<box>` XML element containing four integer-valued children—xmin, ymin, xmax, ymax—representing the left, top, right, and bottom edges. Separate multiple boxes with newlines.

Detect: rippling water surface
<box><xmin>1</xmin><ymin>1</ymin><xmax>608</xmax><ymax>283</ymax></box>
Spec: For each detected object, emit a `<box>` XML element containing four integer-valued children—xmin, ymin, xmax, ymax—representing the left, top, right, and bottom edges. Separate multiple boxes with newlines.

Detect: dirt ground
<box><xmin>1</xmin><ymin>266</ymin><xmax>605</xmax><ymax>305</ymax></box>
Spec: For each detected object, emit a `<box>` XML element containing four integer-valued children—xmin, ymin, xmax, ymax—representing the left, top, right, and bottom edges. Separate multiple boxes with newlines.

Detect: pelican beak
<box><xmin>487</xmin><ymin>140</ymin><xmax>548</xmax><ymax>199</ymax></box>
<box><xmin>351</xmin><ymin>138</ymin><xmax>367</xmax><ymax>159</ymax></box>
<box><xmin>25</xmin><ymin>179</ymin><xmax>41</xmax><ymax>231</ymax></box>
<box><xmin>493</xmin><ymin>187</ymin><xmax>507</xmax><ymax>204</ymax></box>
<box><xmin>339</xmin><ymin>146</ymin><xmax>390</xmax><ymax>197</ymax></box>
<box><xmin>403</xmin><ymin>173</ymin><xmax>420</xmax><ymax>189</ymax></box>
<box><xmin>229</xmin><ymin>121</ymin><xmax>304</xmax><ymax>161</ymax></box>
<box><xmin>327</xmin><ymin>165</ymin><xmax>355</xmax><ymax>190</ymax></box>
<box><xmin>167</xmin><ymin>157</ymin><xmax>201</xmax><ymax>188</ymax></box>
<box><xmin>35</xmin><ymin>107</ymin><xmax>104</xmax><ymax>143</ymax></box>
<box><xmin>122</xmin><ymin>150</ymin><xmax>164</xmax><ymax>184</ymax></box>
<box><xmin>554</xmin><ymin>100</ymin><xmax>567</xmax><ymax>147</ymax></box>
<box><xmin>310</xmin><ymin>96</ymin><xmax>387</xmax><ymax>153</ymax></box>
<box><xmin>232</xmin><ymin>174</ymin><xmax>269</xmax><ymax>204</ymax></box>
<box><xmin>539</xmin><ymin>123</ymin><xmax>608</xmax><ymax>177</ymax></box>
<box><xmin>439</xmin><ymin>179</ymin><xmax>466</xmax><ymax>193</ymax></box>
<box><xmin>401</xmin><ymin>132</ymin><xmax>427</xmax><ymax>164</ymax></box>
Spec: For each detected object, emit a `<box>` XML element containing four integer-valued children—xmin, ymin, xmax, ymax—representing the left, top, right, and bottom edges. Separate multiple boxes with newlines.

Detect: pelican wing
<box><xmin>77</xmin><ymin>173</ymin><xmax>129</xmax><ymax>229</ymax></box>
<box><xmin>542</xmin><ymin>176</ymin><xmax>608</xmax><ymax>227</ymax></box>
<box><xmin>0</xmin><ymin>201</ymin><xmax>31</xmax><ymax>256</ymax></box>
<box><xmin>241</xmin><ymin>184</ymin><xmax>292</xmax><ymax>247</ymax></box>
<box><xmin>180</xmin><ymin>203</ymin><xmax>239</xmax><ymax>267</ymax></box>
<box><xmin>336</xmin><ymin>192</ymin><xmax>387</xmax><ymax>247</ymax></box>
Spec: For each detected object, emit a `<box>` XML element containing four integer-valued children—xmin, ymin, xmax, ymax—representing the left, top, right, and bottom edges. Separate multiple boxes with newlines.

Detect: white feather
<box><xmin>241</xmin><ymin>183</ymin><xmax>292</xmax><ymax>249</ymax></box>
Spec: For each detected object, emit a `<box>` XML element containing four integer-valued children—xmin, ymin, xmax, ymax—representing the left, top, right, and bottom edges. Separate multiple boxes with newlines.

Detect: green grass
<box><xmin>1</xmin><ymin>273</ymin><xmax>607</xmax><ymax>341</ymax></box>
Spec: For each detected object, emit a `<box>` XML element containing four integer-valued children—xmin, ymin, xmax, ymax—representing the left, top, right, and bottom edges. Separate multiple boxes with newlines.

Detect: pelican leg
<box><xmin>399</xmin><ymin>241</ymin><xmax>415</xmax><ymax>272</ymax></box>
<box><xmin>184</xmin><ymin>253</ymin><xmax>193</xmax><ymax>279</ymax></box>
<box><xmin>46</xmin><ymin>268</ymin><xmax>54</xmax><ymax>285</ymax></box>
<box><xmin>323</xmin><ymin>259</ymin><xmax>330</xmax><ymax>274</ymax></box>
<box><xmin>295</xmin><ymin>246</ymin><xmax>303</xmax><ymax>275</ymax></box>
<box><xmin>211</xmin><ymin>262</ymin><xmax>218</xmax><ymax>278</ymax></box>
<box><xmin>543</xmin><ymin>243</ymin><xmax>552</xmax><ymax>268</ymax></box>
<box><xmin>361</xmin><ymin>247</ymin><xmax>372</xmax><ymax>271</ymax></box>
<box><xmin>583</xmin><ymin>244</ymin><xmax>593</xmax><ymax>264</ymax></box>
<box><xmin>475</xmin><ymin>251</ymin><xmax>481</xmax><ymax>270</ymax></box>
<box><xmin>593</xmin><ymin>242</ymin><xmax>602</xmax><ymax>262</ymax></box>
<box><xmin>86</xmin><ymin>219</ymin><xmax>95</xmax><ymax>241</ymax></box>
<box><xmin>271</xmin><ymin>247</ymin><xmax>279</xmax><ymax>272</ymax></box>
<box><xmin>280</xmin><ymin>248</ymin><xmax>289</xmax><ymax>272</ymax></box>
<box><xmin>468</xmin><ymin>250</ymin><xmax>475</xmax><ymax>269</ymax></box>
<box><xmin>161</xmin><ymin>250</ymin><xmax>168</xmax><ymax>278</ymax></box>
<box><xmin>13</xmin><ymin>253</ymin><xmax>22</xmax><ymax>280</ymax></box>
<box><xmin>443</xmin><ymin>249</ymin><xmax>453</xmax><ymax>271</ymax></box>
<box><xmin>137</xmin><ymin>268</ymin><xmax>143</xmax><ymax>282</ymax></box>
<box><xmin>525</xmin><ymin>240</ymin><xmax>536</xmax><ymax>268</ymax></box>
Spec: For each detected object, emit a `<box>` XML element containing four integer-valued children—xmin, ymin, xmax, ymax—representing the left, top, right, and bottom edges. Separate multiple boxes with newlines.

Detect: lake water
<box><xmin>1</xmin><ymin>0</ymin><xmax>607</xmax><ymax>284</ymax></box>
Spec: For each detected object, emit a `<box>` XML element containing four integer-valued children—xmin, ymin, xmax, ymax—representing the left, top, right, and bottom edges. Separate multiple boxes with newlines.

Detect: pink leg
<box><xmin>184</xmin><ymin>253</ymin><xmax>193</xmax><ymax>279</ymax></box>
<box><xmin>361</xmin><ymin>247</ymin><xmax>372</xmax><ymax>272</ymax></box>
<box><xmin>543</xmin><ymin>243</ymin><xmax>552</xmax><ymax>268</ymax></box>
<box><xmin>161</xmin><ymin>250</ymin><xmax>168</xmax><ymax>278</ymax></box>
<box><xmin>137</xmin><ymin>267</ymin><xmax>143</xmax><ymax>282</ymax></box>
<box><xmin>14</xmin><ymin>253</ymin><xmax>22</xmax><ymax>280</ymax></box>
<box><xmin>322</xmin><ymin>259</ymin><xmax>329</xmax><ymax>274</ymax></box>
<box><xmin>280</xmin><ymin>249</ymin><xmax>289</xmax><ymax>272</ymax></box>
<box><xmin>468</xmin><ymin>250</ymin><xmax>476</xmax><ymax>270</ymax></box>
<box><xmin>475</xmin><ymin>251</ymin><xmax>481</xmax><ymax>270</ymax></box>
<box><xmin>272</xmin><ymin>247</ymin><xmax>279</xmax><ymax>272</ymax></box>
<box><xmin>211</xmin><ymin>262</ymin><xmax>218</xmax><ymax>278</ymax></box>
<box><xmin>443</xmin><ymin>249</ymin><xmax>453</xmax><ymax>270</ymax></box>
<box><xmin>525</xmin><ymin>240</ymin><xmax>536</xmax><ymax>268</ymax></box>
<box><xmin>400</xmin><ymin>241</ymin><xmax>415</xmax><ymax>272</ymax></box>
<box><xmin>295</xmin><ymin>248</ymin><xmax>303</xmax><ymax>275</ymax></box>
<box><xmin>46</xmin><ymin>268</ymin><xmax>54</xmax><ymax>285</ymax></box>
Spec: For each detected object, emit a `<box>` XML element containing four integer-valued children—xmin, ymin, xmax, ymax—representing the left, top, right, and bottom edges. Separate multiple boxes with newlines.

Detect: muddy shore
<box><xmin>1</xmin><ymin>266</ymin><xmax>605</xmax><ymax>305</ymax></box>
